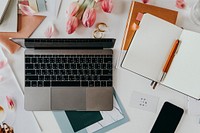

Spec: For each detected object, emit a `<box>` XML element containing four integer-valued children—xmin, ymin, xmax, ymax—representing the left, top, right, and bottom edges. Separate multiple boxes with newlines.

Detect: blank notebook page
<box><xmin>122</xmin><ymin>14</ymin><xmax>182</xmax><ymax>81</ymax></box>
<box><xmin>163</xmin><ymin>30</ymin><xmax>200</xmax><ymax>99</ymax></box>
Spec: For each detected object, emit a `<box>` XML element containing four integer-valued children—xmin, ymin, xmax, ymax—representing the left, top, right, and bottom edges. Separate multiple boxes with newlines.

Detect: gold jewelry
<box><xmin>93</xmin><ymin>29</ymin><xmax>104</xmax><ymax>38</ymax></box>
<box><xmin>96</xmin><ymin>23</ymin><xmax>108</xmax><ymax>32</ymax></box>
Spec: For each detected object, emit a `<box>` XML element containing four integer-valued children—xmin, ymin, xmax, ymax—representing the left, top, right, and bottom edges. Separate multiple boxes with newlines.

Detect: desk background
<box><xmin>5</xmin><ymin>0</ymin><xmax>200</xmax><ymax>132</ymax></box>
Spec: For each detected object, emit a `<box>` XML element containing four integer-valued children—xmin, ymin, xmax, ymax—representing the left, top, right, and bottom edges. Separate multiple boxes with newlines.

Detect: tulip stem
<box><xmin>91</xmin><ymin>0</ymin><xmax>96</xmax><ymax>7</ymax></box>
<box><xmin>75</xmin><ymin>0</ymin><xmax>86</xmax><ymax>17</ymax></box>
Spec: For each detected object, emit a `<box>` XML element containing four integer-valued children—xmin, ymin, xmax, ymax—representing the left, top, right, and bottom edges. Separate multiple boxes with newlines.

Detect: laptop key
<box><xmin>50</xmin><ymin>76</ymin><xmax>56</xmax><ymax>80</ymax></box>
<box><xmin>32</xmin><ymin>81</ymin><xmax>37</xmax><ymax>87</ymax></box>
<box><xmin>38</xmin><ymin>58</ymin><xmax>43</xmax><ymax>63</ymax></box>
<box><xmin>59</xmin><ymin>64</ymin><xmax>64</xmax><ymax>69</ymax></box>
<box><xmin>101</xmin><ymin>81</ymin><xmax>106</xmax><ymax>87</ymax></box>
<box><xmin>104</xmin><ymin>58</ymin><xmax>112</xmax><ymax>63</ymax></box>
<box><xmin>39</xmin><ymin>76</ymin><xmax>44</xmax><ymax>80</ymax></box>
<box><xmin>69</xmin><ymin>76</ymin><xmax>75</xmax><ymax>80</ymax></box>
<box><xmin>56</xmin><ymin>76</ymin><xmax>62</xmax><ymax>80</ymax></box>
<box><xmin>25</xmin><ymin>81</ymin><xmax>31</xmax><ymax>87</ymax></box>
<box><xmin>100</xmin><ymin>76</ymin><xmax>112</xmax><ymax>80</ymax></box>
<box><xmin>107</xmin><ymin>81</ymin><xmax>112</xmax><ymax>87</ymax></box>
<box><xmin>25</xmin><ymin>58</ymin><xmax>31</xmax><ymax>63</ymax></box>
<box><xmin>101</xmin><ymin>64</ymin><xmax>107</xmax><ymax>69</ymax></box>
<box><xmin>44</xmin><ymin>58</ymin><xmax>50</xmax><ymax>63</ymax></box>
<box><xmin>47</xmin><ymin>64</ymin><xmax>52</xmax><ymax>69</ymax></box>
<box><xmin>107</xmin><ymin>64</ymin><xmax>112</xmax><ymax>69</ymax></box>
<box><xmin>44</xmin><ymin>81</ymin><xmax>50</xmax><ymax>87</ymax></box>
<box><xmin>52</xmin><ymin>81</ymin><xmax>80</xmax><ymax>86</ymax></box>
<box><xmin>25</xmin><ymin>64</ymin><xmax>33</xmax><ymax>69</ymax></box>
<box><xmin>103</xmin><ymin>70</ymin><xmax>112</xmax><ymax>75</ymax></box>
<box><xmin>32</xmin><ymin>58</ymin><xmax>37</xmax><ymax>63</ymax></box>
<box><xmin>34</xmin><ymin>64</ymin><xmax>40</xmax><ymax>69</ymax></box>
<box><xmin>41</xmin><ymin>64</ymin><xmax>46</xmax><ymax>69</ymax></box>
<box><xmin>65</xmin><ymin>64</ymin><xmax>70</xmax><ymax>69</ymax></box>
<box><xmin>89</xmin><ymin>81</ymin><xmax>94</xmax><ymax>87</ymax></box>
<box><xmin>81</xmin><ymin>81</ymin><xmax>88</xmax><ymax>86</ymax></box>
<box><xmin>42</xmin><ymin>70</ymin><xmax>47</xmax><ymax>75</ymax></box>
<box><xmin>25</xmin><ymin>76</ymin><xmax>38</xmax><ymax>80</ymax></box>
<box><xmin>36</xmin><ymin>70</ymin><xmax>41</xmax><ymax>75</ymax></box>
<box><xmin>95</xmin><ymin>81</ymin><xmax>100</xmax><ymax>87</ymax></box>
<box><xmin>38</xmin><ymin>81</ymin><xmax>43</xmax><ymax>87</ymax></box>
<box><xmin>45</xmin><ymin>76</ymin><xmax>50</xmax><ymax>80</ymax></box>
<box><xmin>63</xmin><ymin>76</ymin><xmax>68</xmax><ymax>80</ymax></box>
<box><xmin>25</xmin><ymin>70</ymin><xmax>35</xmax><ymax>75</ymax></box>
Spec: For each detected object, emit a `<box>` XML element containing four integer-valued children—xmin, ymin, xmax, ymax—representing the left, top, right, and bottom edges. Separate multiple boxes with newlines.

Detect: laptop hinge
<box><xmin>33</xmin><ymin>47</ymin><xmax>104</xmax><ymax>50</ymax></box>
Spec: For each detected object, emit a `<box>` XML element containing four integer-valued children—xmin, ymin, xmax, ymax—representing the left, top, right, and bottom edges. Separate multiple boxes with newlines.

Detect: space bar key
<box><xmin>51</xmin><ymin>81</ymin><xmax>80</xmax><ymax>86</ymax></box>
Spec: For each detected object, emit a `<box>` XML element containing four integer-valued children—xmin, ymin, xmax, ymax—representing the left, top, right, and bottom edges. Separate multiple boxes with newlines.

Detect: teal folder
<box><xmin>53</xmin><ymin>92</ymin><xmax>129</xmax><ymax>133</ymax></box>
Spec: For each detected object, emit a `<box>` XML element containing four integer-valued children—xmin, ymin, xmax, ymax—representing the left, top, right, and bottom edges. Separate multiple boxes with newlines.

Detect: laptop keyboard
<box><xmin>25</xmin><ymin>54</ymin><xmax>112</xmax><ymax>87</ymax></box>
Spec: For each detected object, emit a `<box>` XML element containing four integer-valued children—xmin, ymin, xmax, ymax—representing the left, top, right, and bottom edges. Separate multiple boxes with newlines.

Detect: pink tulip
<box><xmin>67</xmin><ymin>2</ymin><xmax>80</xmax><ymax>16</ymax></box>
<box><xmin>44</xmin><ymin>24</ymin><xmax>57</xmax><ymax>38</ymax></box>
<box><xmin>0</xmin><ymin>60</ymin><xmax>7</xmax><ymax>69</ymax></box>
<box><xmin>66</xmin><ymin>16</ymin><xmax>79</xmax><ymax>34</ymax></box>
<box><xmin>176</xmin><ymin>0</ymin><xmax>185</xmax><ymax>9</ymax></box>
<box><xmin>0</xmin><ymin>75</ymin><xmax>3</xmax><ymax>81</ymax></box>
<box><xmin>18</xmin><ymin>4</ymin><xmax>36</xmax><ymax>16</ymax></box>
<box><xmin>82</xmin><ymin>8</ymin><xmax>96</xmax><ymax>27</ymax></box>
<box><xmin>142</xmin><ymin>0</ymin><xmax>150</xmax><ymax>4</ymax></box>
<box><xmin>101</xmin><ymin>0</ymin><xmax>113</xmax><ymax>13</ymax></box>
<box><xmin>6</xmin><ymin>96</ymin><xmax>15</xmax><ymax>110</ymax></box>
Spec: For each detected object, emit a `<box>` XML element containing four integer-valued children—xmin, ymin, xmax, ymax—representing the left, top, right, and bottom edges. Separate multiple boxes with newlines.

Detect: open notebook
<box><xmin>122</xmin><ymin>13</ymin><xmax>200</xmax><ymax>99</ymax></box>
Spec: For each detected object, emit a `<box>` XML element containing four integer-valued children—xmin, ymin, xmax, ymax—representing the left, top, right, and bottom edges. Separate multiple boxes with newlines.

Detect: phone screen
<box><xmin>150</xmin><ymin>102</ymin><xmax>184</xmax><ymax>133</ymax></box>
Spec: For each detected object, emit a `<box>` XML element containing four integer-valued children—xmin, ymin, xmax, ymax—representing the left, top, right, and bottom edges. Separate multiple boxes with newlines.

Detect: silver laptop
<box><xmin>11</xmin><ymin>38</ymin><xmax>115</xmax><ymax>111</ymax></box>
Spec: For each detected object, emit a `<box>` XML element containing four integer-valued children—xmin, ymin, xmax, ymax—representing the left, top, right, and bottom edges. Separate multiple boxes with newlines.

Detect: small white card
<box><xmin>188</xmin><ymin>97</ymin><xmax>200</xmax><ymax>115</ymax></box>
<box><xmin>130</xmin><ymin>91</ymin><xmax>159</xmax><ymax>113</ymax></box>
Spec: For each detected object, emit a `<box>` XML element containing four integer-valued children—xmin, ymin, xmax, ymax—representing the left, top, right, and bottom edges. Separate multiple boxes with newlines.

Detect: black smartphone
<box><xmin>150</xmin><ymin>102</ymin><xmax>184</xmax><ymax>133</ymax></box>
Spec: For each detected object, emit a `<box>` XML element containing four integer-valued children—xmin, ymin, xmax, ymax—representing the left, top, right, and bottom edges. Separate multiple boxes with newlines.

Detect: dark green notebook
<box><xmin>65</xmin><ymin>111</ymin><xmax>103</xmax><ymax>132</ymax></box>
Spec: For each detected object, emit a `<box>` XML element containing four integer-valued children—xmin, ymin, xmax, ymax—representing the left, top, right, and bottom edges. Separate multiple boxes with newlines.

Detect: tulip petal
<box><xmin>0</xmin><ymin>60</ymin><xmax>7</xmax><ymax>69</ymax></box>
<box><xmin>66</xmin><ymin>16</ymin><xmax>79</xmax><ymax>34</ymax></box>
<box><xmin>44</xmin><ymin>24</ymin><xmax>56</xmax><ymax>38</ymax></box>
<box><xmin>19</xmin><ymin>4</ymin><xmax>36</xmax><ymax>16</ymax></box>
<box><xmin>67</xmin><ymin>2</ymin><xmax>80</xmax><ymax>16</ymax></box>
<box><xmin>6</xmin><ymin>96</ymin><xmax>15</xmax><ymax>111</ymax></box>
<box><xmin>176</xmin><ymin>0</ymin><xmax>185</xmax><ymax>9</ymax></box>
<box><xmin>82</xmin><ymin>8</ymin><xmax>96</xmax><ymax>27</ymax></box>
<box><xmin>136</xmin><ymin>12</ymin><xmax>144</xmax><ymax>21</ymax></box>
<box><xmin>101</xmin><ymin>0</ymin><xmax>113</xmax><ymax>13</ymax></box>
<box><xmin>0</xmin><ymin>76</ymin><xmax>3</xmax><ymax>81</ymax></box>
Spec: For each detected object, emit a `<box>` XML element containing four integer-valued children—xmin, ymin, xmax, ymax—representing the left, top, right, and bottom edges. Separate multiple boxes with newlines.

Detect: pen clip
<box><xmin>150</xmin><ymin>81</ymin><xmax>158</xmax><ymax>89</ymax></box>
<box><xmin>160</xmin><ymin>72</ymin><xmax>167</xmax><ymax>82</ymax></box>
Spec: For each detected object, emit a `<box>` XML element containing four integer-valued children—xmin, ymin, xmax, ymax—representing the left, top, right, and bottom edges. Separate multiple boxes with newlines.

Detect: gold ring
<box><xmin>93</xmin><ymin>29</ymin><xmax>104</xmax><ymax>38</ymax></box>
<box><xmin>97</xmin><ymin>23</ymin><xmax>108</xmax><ymax>32</ymax></box>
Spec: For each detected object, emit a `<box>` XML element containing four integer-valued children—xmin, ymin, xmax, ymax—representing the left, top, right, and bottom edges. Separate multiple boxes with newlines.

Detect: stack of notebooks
<box><xmin>121</xmin><ymin>3</ymin><xmax>200</xmax><ymax>99</ymax></box>
<box><xmin>0</xmin><ymin>0</ymin><xmax>46</xmax><ymax>54</ymax></box>
<box><xmin>117</xmin><ymin>1</ymin><xmax>178</xmax><ymax>67</ymax></box>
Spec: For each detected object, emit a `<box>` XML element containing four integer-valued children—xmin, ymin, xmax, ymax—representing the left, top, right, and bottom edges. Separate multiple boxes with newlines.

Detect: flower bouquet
<box><xmin>66</xmin><ymin>0</ymin><xmax>113</xmax><ymax>34</ymax></box>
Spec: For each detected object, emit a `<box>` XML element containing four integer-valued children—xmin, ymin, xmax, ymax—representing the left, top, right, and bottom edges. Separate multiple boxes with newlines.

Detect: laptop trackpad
<box><xmin>86</xmin><ymin>87</ymin><xmax>113</xmax><ymax>111</ymax></box>
<box><xmin>24</xmin><ymin>87</ymin><xmax>51</xmax><ymax>111</ymax></box>
<box><xmin>51</xmin><ymin>87</ymin><xmax>86</xmax><ymax>110</ymax></box>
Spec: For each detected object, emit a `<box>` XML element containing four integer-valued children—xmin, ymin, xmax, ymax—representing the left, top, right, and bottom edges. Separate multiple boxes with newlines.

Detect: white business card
<box><xmin>130</xmin><ymin>91</ymin><xmax>159</xmax><ymax>113</ymax></box>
